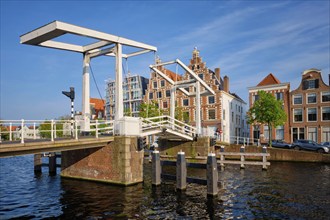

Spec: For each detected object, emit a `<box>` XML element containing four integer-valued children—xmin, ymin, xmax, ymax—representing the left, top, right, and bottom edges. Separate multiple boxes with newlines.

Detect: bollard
<box><xmin>207</xmin><ymin>152</ymin><xmax>218</xmax><ymax>196</ymax></box>
<box><xmin>262</xmin><ymin>146</ymin><xmax>268</xmax><ymax>170</ymax></box>
<box><xmin>176</xmin><ymin>151</ymin><xmax>187</xmax><ymax>190</ymax></box>
<box><xmin>152</xmin><ymin>150</ymin><xmax>161</xmax><ymax>186</ymax></box>
<box><xmin>48</xmin><ymin>152</ymin><xmax>57</xmax><ymax>175</ymax></box>
<box><xmin>34</xmin><ymin>154</ymin><xmax>42</xmax><ymax>174</ymax></box>
<box><xmin>240</xmin><ymin>146</ymin><xmax>245</xmax><ymax>169</ymax></box>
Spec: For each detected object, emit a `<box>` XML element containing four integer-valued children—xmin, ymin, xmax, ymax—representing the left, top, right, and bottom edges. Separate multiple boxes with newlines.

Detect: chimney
<box><xmin>215</xmin><ymin>68</ymin><xmax>220</xmax><ymax>80</ymax></box>
<box><xmin>224</xmin><ymin>75</ymin><xmax>229</xmax><ymax>93</ymax></box>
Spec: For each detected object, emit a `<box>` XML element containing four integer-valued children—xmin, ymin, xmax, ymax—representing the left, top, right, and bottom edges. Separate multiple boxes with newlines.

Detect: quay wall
<box><xmin>216</xmin><ymin>144</ymin><xmax>330</xmax><ymax>163</ymax></box>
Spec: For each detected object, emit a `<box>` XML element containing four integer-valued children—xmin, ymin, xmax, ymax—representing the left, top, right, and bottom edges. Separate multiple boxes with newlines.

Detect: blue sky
<box><xmin>1</xmin><ymin>0</ymin><xmax>329</xmax><ymax>120</ymax></box>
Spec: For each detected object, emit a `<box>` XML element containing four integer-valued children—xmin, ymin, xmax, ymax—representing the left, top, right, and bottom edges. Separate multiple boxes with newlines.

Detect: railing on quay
<box><xmin>0</xmin><ymin>119</ymin><xmax>114</xmax><ymax>144</ymax></box>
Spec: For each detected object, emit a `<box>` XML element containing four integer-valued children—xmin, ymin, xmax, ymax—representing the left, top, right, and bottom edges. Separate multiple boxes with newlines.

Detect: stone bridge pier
<box><xmin>61</xmin><ymin>136</ymin><xmax>144</xmax><ymax>185</ymax></box>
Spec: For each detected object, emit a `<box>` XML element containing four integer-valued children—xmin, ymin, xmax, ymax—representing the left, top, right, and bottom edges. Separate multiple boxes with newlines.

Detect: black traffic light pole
<box><xmin>62</xmin><ymin>87</ymin><xmax>75</xmax><ymax>137</ymax></box>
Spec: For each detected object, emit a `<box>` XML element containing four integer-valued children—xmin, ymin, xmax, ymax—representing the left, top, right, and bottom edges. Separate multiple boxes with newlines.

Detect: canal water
<box><xmin>0</xmin><ymin>155</ymin><xmax>329</xmax><ymax>219</ymax></box>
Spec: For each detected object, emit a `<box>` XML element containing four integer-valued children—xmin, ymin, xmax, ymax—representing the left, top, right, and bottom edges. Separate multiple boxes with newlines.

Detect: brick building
<box><xmin>290</xmin><ymin>68</ymin><xmax>330</xmax><ymax>143</ymax></box>
<box><xmin>145</xmin><ymin>48</ymin><xmax>248</xmax><ymax>141</ymax></box>
<box><xmin>90</xmin><ymin>98</ymin><xmax>105</xmax><ymax>120</ymax></box>
<box><xmin>248</xmin><ymin>73</ymin><xmax>291</xmax><ymax>144</ymax></box>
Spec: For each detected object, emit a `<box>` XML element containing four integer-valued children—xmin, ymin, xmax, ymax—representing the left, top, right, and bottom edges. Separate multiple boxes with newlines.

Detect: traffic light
<box><xmin>62</xmin><ymin>87</ymin><xmax>75</xmax><ymax>100</ymax></box>
<box><xmin>138</xmin><ymin>137</ymin><xmax>147</xmax><ymax>151</ymax></box>
<box><xmin>210</xmin><ymin>137</ymin><xmax>216</xmax><ymax>147</ymax></box>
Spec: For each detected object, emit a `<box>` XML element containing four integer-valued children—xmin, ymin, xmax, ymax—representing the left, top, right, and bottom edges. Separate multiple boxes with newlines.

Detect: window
<box><xmin>166</xmin><ymin>90</ymin><xmax>170</xmax><ymax>97</ymax></box>
<box><xmin>161</xmin><ymin>80</ymin><xmax>165</xmax><ymax>87</ymax></box>
<box><xmin>304</xmin><ymin>79</ymin><xmax>319</xmax><ymax>90</ymax></box>
<box><xmin>157</xmin><ymin>91</ymin><xmax>162</xmax><ymax>98</ymax></box>
<box><xmin>198</xmin><ymin>73</ymin><xmax>203</xmax><ymax>80</ymax></box>
<box><xmin>208</xmin><ymin>109</ymin><xmax>215</xmax><ymax>120</ymax></box>
<box><xmin>322</xmin><ymin>127</ymin><xmax>330</xmax><ymax>142</ymax></box>
<box><xmin>223</xmin><ymin>109</ymin><xmax>226</xmax><ymax>120</ymax></box>
<box><xmin>292</xmin><ymin>127</ymin><xmax>305</xmax><ymax>141</ymax></box>
<box><xmin>252</xmin><ymin>95</ymin><xmax>259</xmax><ymax>103</ymax></box>
<box><xmin>307</xmin><ymin>108</ymin><xmax>317</xmax><ymax>121</ymax></box>
<box><xmin>163</xmin><ymin>101</ymin><xmax>168</xmax><ymax>109</ymax></box>
<box><xmin>322</xmin><ymin>107</ymin><xmax>330</xmax><ymax>121</ymax></box>
<box><xmin>208</xmin><ymin>96</ymin><xmax>215</xmax><ymax>104</ymax></box>
<box><xmin>307</xmin><ymin>93</ymin><xmax>317</xmax><ymax>104</ymax></box>
<box><xmin>322</xmin><ymin>92</ymin><xmax>330</xmax><ymax>102</ymax></box>
<box><xmin>231</xmin><ymin>112</ymin><xmax>234</xmax><ymax>122</ymax></box>
<box><xmin>294</xmin><ymin>109</ymin><xmax>303</xmax><ymax>122</ymax></box>
<box><xmin>264</xmin><ymin>125</ymin><xmax>269</xmax><ymax>140</ymax></box>
<box><xmin>183</xmin><ymin>99</ymin><xmax>189</xmax><ymax>106</ymax></box>
<box><xmin>149</xmin><ymin>92</ymin><xmax>153</xmax><ymax>99</ymax></box>
<box><xmin>293</xmin><ymin>94</ymin><xmax>302</xmax><ymax>105</ymax></box>
<box><xmin>276</xmin><ymin>92</ymin><xmax>283</xmax><ymax>100</ymax></box>
<box><xmin>153</xmin><ymin>81</ymin><xmax>157</xmax><ymax>89</ymax></box>
<box><xmin>276</xmin><ymin>125</ymin><xmax>284</xmax><ymax>140</ymax></box>
<box><xmin>308</xmin><ymin>127</ymin><xmax>317</xmax><ymax>142</ymax></box>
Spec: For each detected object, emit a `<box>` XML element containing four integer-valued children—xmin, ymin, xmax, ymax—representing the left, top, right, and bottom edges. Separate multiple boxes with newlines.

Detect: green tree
<box><xmin>175</xmin><ymin>107</ymin><xmax>189</xmax><ymax>123</ymax></box>
<box><xmin>246</xmin><ymin>90</ymin><xmax>287</xmax><ymax>147</ymax></box>
<box><xmin>124</xmin><ymin>108</ymin><xmax>132</xmax><ymax>117</ymax></box>
<box><xmin>139</xmin><ymin>101</ymin><xmax>163</xmax><ymax>118</ymax></box>
<box><xmin>39</xmin><ymin>120</ymin><xmax>64</xmax><ymax>139</ymax></box>
<box><xmin>0</xmin><ymin>121</ymin><xmax>9</xmax><ymax>141</ymax></box>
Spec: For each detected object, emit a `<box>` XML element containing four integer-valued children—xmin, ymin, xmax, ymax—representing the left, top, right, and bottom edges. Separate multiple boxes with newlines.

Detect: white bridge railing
<box><xmin>0</xmin><ymin>119</ymin><xmax>114</xmax><ymax>144</ymax></box>
<box><xmin>141</xmin><ymin>115</ymin><xmax>196</xmax><ymax>138</ymax></box>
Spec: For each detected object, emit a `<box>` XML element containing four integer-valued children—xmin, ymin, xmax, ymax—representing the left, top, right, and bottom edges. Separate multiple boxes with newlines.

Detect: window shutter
<box><xmin>302</xmin><ymin>80</ymin><xmax>308</xmax><ymax>90</ymax></box>
<box><xmin>315</xmin><ymin>79</ymin><xmax>319</xmax><ymax>88</ymax></box>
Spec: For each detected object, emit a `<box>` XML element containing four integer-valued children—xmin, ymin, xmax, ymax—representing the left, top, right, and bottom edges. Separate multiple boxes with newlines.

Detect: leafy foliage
<box><xmin>246</xmin><ymin>90</ymin><xmax>287</xmax><ymax>146</ymax></box>
<box><xmin>139</xmin><ymin>101</ymin><xmax>163</xmax><ymax>118</ymax></box>
<box><xmin>39</xmin><ymin>120</ymin><xmax>64</xmax><ymax>138</ymax></box>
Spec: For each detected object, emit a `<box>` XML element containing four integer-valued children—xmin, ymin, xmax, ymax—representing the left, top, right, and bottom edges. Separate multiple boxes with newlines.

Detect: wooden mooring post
<box><xmin>218</xmin><ymin>146</ymin><xmax>270</xmax><ymax>170</ymax></box>
<box><xmin>152</xmin><ymin>151</ymin><xmax>219</xmax><ymax>196</ymax></box>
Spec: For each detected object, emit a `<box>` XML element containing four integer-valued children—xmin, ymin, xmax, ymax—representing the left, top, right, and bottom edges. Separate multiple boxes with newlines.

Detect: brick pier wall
<box><xmin>61</xmin><ymin>136</ymin><xmax>144</xmax><ymax>185</ymax></box>
<box><xmin>158</xmin><ymin>137</ymin><xmax>214</xmax><ymax>158</ymax></box>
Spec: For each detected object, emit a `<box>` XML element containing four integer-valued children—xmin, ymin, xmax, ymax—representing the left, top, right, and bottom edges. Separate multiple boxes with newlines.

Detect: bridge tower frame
<box><xmin>20</xmin><ymin>21</ymin><xmax>157</xmax><ymax>134</ymax></box>
<box><xmin>149</xmin><ymin>59</ymin><xmax>215</xmax><ymax>135</ymax></box>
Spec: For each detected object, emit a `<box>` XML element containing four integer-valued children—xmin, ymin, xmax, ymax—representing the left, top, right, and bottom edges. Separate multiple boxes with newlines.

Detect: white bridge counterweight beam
<box><xmin>196</xmin><ymin>82</ymin><xmax>201</xmax><ymax>135</ymax></box>
<box><xmin>176</xmin><ymin>59</ymin><xmax>215</xmax><ymax>96</ymax></box>
<box><xmin>170</xmin><ymin>87</ymin><xmax>175</xmax><ymax>130</ymax></box>
<box><xmin>82</xmin><ymin>54</ymin><xmax>91</xmax><ymax>132</ymax></box>
<box><xmin>115</xmin><ymin>43</ymin><xmax>123</xmax><ymax>121</ymax></box>
<box><xmin>150</xmin><ymin>66</ymin><xmax>190</xmax><ymax>96</ymax></box>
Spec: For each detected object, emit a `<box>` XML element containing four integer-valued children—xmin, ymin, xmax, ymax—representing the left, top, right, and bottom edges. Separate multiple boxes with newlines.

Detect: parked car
<box><xmin>292</xmin><ymin>139</ymin><xmax>329</xmax><ymax>153</ymax></box>
<box><xmin>271</xmin><ymin>140</ymin><xmax>292</xmax><ymax>149</ymax></box>
<box><xmin>321</xmin><ymin>142</ymin><xmax>330</xmax><ymax>147</ymax></box>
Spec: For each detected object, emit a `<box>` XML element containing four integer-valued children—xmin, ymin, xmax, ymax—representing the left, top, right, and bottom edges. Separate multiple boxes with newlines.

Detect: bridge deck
<box><xmin>0</xmin><ymin>136</ymin><xmax>114</xmax><ymax>158</ymax></box>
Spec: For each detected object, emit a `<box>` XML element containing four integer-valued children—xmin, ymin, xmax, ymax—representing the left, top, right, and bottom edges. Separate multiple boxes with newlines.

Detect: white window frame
<box><xmin>307</xmin><ymin>107</ymin><xmax>317</xmax><ymax>122</ymax></box>
<box><xmin>293</xmin><ymin>94</ymin><xmax>303</xmax><ymax>105</ymax></box>
<box><xmin>321</xmin><ymin>107</ymin><xmax>330</xmax><ymax>121</ymax></box>
<box><xmin>293</xmin><ymin>108</ymin><xmax>303</xmax><ymax>123</ymax></box>
<box><xmin>321</xmin><ymin>91</ymin><xmax>330</xmax><ymax>103</ymax></box>
<box><xmin>307</xmin><ymin>93</ymin><xmax>317</xmax><ymax>104</ymax></box>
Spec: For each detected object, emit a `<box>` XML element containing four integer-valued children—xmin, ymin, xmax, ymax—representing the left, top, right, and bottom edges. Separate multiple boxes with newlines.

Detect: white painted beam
<box><xmin>176</xmin><ymin>59</ymin><xmax>215</xmax><ymax>95</ymax></box>
<box><xmin>87</xmin><ymin>46</ymin><xmax>115</xmax><ymax>58</ymax></box>
<box><xmin>39</xmin><ymin>40</ymin><xmax>84</xmax><ymax>53</ymax></box>
<box><xmin>150</xmin><ymin>66</ymin><xmax>190</xmax><ymax>96</ymax></box>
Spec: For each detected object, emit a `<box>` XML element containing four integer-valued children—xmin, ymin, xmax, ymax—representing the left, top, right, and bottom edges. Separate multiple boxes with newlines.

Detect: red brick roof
<box><xmin>164</xmin><ymin>69</ymin><xmax>182</xmax><ymax>81</ymax></box>
<box><xmin>90</xmin><ymin>98</ymin><xmax>105</xmax><ymax>111</ymax></box>
<box><xmin>257</xmin><ymin>73</ymin><xmax>281</xmax><ymax>86</ymax></box>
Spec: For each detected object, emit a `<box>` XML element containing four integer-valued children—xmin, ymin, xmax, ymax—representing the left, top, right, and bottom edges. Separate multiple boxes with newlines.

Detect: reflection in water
<box><xmin>0</xmin><ymin>155</ymin><xmax>330</xmax><ymax>219</ymax></box>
